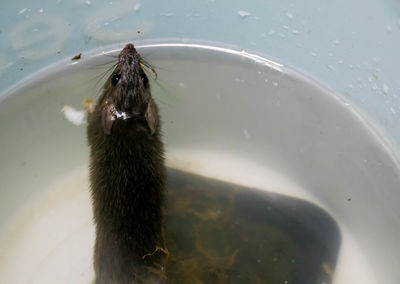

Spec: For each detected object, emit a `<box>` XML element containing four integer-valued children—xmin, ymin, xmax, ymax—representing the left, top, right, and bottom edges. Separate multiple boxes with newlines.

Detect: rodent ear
<box><xmin>145</xmin><ymin>100</ymin><xmax>158</xmax><ymax>135</ymax></box>
<box><xmin>101</xmin><ymin>104</ymin><xmax>115</xmax><ymax>135</ymax></box>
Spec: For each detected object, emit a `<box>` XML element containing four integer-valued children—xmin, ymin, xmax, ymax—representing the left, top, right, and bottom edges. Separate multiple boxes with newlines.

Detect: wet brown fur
<box><xmin>87</xmin><ymin>44</ymin><xmax>167</xmax><ymax>283</ymax></box>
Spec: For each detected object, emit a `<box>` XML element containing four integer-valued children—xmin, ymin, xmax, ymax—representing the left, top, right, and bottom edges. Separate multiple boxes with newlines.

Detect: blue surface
<box><xmin>1</xmin><ymin>0</ymin><xmax>400</xmax><ymax>152</ymax></box>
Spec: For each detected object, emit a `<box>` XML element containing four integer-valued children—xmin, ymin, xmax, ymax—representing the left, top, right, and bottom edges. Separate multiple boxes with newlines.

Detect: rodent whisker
<box><xmin>89</xmin><ymin>60</ymin><xmax>118</xmax><ymax>69</ymax></box>
<box><xmin>90</xmin><ymin>62</ymin><xmax>118</xmax><ymax>94</ymax></box>
<box><xmin>140</xmin><ymin>59</ymin><xmax>158</xmax><ymax>80</ymax></box>
<box><xmin>102</xmin><ymin>53</ymin><xmax>119</xmax><ymax>59</ymax></box>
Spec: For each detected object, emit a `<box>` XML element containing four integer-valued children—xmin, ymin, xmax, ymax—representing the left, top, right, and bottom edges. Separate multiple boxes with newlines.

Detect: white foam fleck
<box><xmin>61</xmin><ymin>106</ymin><xmax>86</xmax><ymax>126</ymax></box>
<box><xmin>286</xmin><ymin>12</ymin><xmax>293</xmax><ymax>19</ymax></box>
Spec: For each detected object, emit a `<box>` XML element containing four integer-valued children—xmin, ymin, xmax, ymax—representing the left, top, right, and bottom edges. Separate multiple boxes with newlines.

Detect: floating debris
<box><xmin>61</xmin><ymin>105</ymin><xmax>86</xmax><ymax>126</ymax></box>
<box><xmin>71</xmin><ymin>53</ymin><xmax>82</xmax><ymax>60</ymax></box>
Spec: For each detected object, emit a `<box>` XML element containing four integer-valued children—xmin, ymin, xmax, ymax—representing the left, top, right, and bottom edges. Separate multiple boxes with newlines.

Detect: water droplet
<box><xmin>383</xmin><ymin>83</ymin><xmax>389</xmax><ymax>94</ymax></box>
<box><xmin>282</xmin><ymin>25</ymin><xmax>289</xmax><ymax>30</ymax></box>
<box><xmin>273</xmin><ymin>82</ymin><xmax>279</xmax><ymax>87</ymax></box>
<box><xmin>238</xmin><ymin>10</ymin><xmax>250</xmax><ymax>18</ymax></box>
<box><xmin>268</xmin><ymin>30</ymin><xmax>275</xmax><ymax>36</ymax></box>
<box><xmin>286</xmin><ymin>12</ymin><xmax>293</xmax><ymax>19</ymax></box>
<box><xmin>386</xmin><ymin>25</ymin><xmax>393</xmax><ymax>32</ymax></box>
<box><xmin>178</xmin><ymin>82</ymin><xmax>185</xmax><ymax>88</ymax></box>
<box><xmin>17</xmin><ymin>8</ymin><xmax>27</xmax><ymax>15</ymax></box>
<box><xmin>242</xmin><ymin>128</ymin><xmax>251</xmax><ymax>139</ymax></box>
<box><xmin>39</xmin><ymin>8</ymin><xmax>44</xmax><ymax>13</ymax></box>
<box><xmin>311</xmin><ymin>52</ymin><xmax>317</xmax><ymax>57</ymax></box>
<box><xmin>133</xmin><ymin>3</ymin><xmax>141</xmax><ymax>11</ymax></box>
<box><xmin>86</xmin><ymin>0</ymin><xmax>92</xmax><ymax>5</ymax></box>
<box><xmin>390</xmin><ymin>107</ymin><xmax>396</xmax><ymax>114</ymax></box>
<box><xmin>291</xmin><ymin>29</ymin><xmax>299</xmax><ymax>34</ymax></box>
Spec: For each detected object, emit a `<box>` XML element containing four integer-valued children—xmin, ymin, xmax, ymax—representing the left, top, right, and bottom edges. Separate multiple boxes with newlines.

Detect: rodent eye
<box><xmin>140</xmin><ymin>73</ymin><xmax>149</xmax><ymax>87</ymax></box>
<box><xmin>111</xmin><ymin>73</ymin><xmax>121</xmax><ymax>86</ymax></box>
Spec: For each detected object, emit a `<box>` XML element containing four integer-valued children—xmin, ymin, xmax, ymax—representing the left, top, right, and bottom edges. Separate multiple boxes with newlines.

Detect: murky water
<box><xmin>1</xmin><ymin>42</ymin><xmax>397</xmax><ymax>283</ymax></box>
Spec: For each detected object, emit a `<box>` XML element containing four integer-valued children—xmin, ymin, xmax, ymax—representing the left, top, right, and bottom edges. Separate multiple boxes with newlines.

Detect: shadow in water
<box><xmin>165</xmin><ymin>168</ymin><xmax>341</xmax><ymax>284</ymax></box>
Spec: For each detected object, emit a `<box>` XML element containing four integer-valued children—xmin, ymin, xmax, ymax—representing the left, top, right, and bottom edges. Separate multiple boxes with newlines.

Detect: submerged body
<box><xmin>87</xmin><ymin>43</ymin><xmax>167</xmax><ymax>283</ymax></box>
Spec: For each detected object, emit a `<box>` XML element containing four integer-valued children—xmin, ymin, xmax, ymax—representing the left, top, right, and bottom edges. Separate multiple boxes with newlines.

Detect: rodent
<box><xmin>87</xmin><ymin>43</ymin><xmax>168</xmax><ymax>283</ymax></box>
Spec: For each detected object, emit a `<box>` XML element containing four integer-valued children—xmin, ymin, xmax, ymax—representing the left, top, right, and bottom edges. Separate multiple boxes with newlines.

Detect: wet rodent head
<box><xmin>97</xmin><ymin>43</ymin><xmax>158</xmax><ymax>136</ymax></box>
